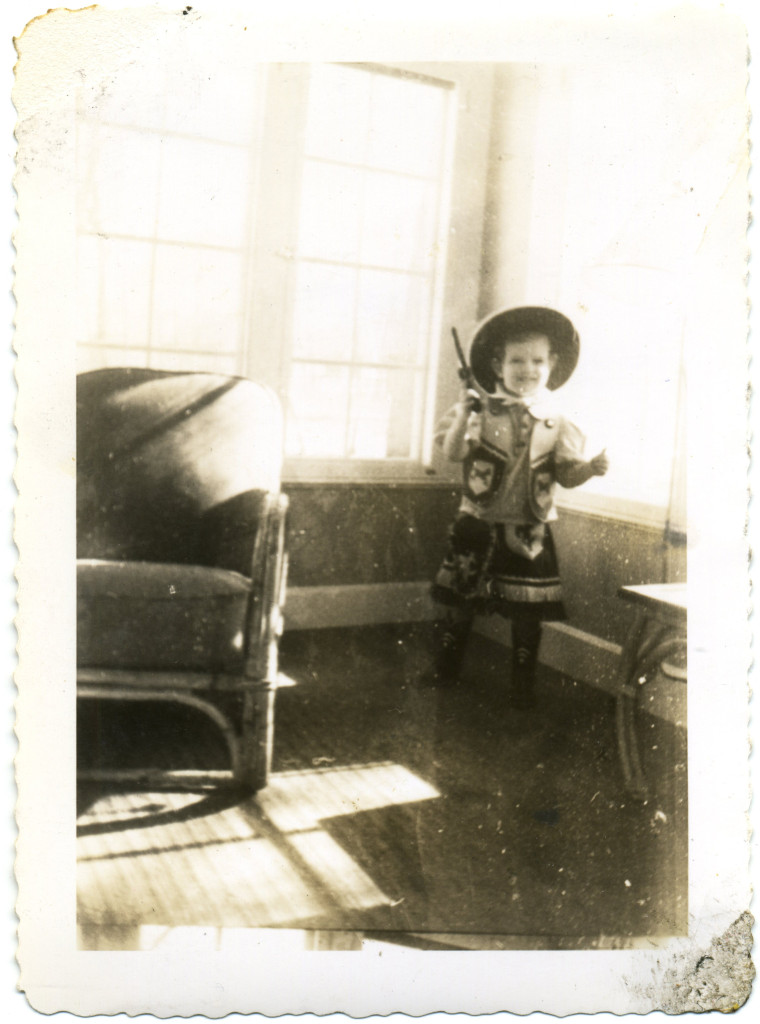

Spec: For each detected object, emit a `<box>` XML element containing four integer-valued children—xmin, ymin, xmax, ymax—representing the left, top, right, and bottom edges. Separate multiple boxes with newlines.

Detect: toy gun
<box><xmin>451</xmin><ymin>327</ymin><xmax>482</xmax><ymax>412</ymax></box>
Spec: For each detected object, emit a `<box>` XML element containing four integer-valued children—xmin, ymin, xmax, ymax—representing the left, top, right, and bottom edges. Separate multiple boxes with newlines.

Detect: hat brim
<box><xmin>469</xmin><ymin>306</ymin><xmax>580</xmax><ymax>393</ymax></box>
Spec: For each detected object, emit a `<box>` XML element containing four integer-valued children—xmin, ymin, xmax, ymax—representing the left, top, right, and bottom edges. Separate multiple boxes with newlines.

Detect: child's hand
<box><xmin>457</xmin><ymin>385</ymin><xmax>482</xmax><ymax>417</ymax></box>
<box><xmin>460</xmin><ymin>385</ymin><xmax>482</xmax><ymax>412</ymax></box>
<box><xmin>590</xmin><ymin>449</ymin><xmax>609</xmax><ymax>476</ymax></box>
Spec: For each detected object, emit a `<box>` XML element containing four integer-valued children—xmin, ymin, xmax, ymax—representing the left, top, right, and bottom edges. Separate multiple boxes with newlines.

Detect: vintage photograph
<box><xmin>12</xmin><ymin>2</ymin><xmax>752</xmax><ymax>1016</ymax></box>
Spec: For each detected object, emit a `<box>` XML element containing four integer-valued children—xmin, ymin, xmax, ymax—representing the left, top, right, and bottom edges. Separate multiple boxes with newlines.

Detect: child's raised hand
<box><xmin>590</xmin><ymin>449</ymin><xmax>609</xmax><ymax>476</ymax></box>
<box><xmin>457</xmin><ymin>385</ymin><xmax>482</xmax><ymax>416</ymax></box>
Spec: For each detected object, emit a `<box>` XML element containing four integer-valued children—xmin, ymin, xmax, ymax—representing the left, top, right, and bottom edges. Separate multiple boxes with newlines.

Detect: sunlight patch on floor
<box><xmin>77</xmin><ymin>764</ymin><xmax>440</xmax><ymax>937</ymax></box>
<box><xmin>257</xmin><ymin>761</ymin><xmax>440</xmax><ymax>832</ymax></box>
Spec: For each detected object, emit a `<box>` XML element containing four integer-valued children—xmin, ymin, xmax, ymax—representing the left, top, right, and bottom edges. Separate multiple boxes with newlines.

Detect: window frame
<box><xmin>241</xmin><ymin>62</ymin><xmax>495</xmax><ymax>485</ymax></box>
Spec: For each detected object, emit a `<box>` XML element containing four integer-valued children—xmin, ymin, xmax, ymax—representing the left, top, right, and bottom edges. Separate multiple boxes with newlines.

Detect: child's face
<box><xmin>493</xmin><ymin>333</ymin><xmax>556</xmax><ymax>397</ymax></box>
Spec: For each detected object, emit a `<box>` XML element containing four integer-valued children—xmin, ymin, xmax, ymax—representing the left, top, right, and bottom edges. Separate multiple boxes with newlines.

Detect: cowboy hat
<box><xmin>469</xmin><ymin>306</ymin><xmax>580</xmax><ymax>393</ymax></box>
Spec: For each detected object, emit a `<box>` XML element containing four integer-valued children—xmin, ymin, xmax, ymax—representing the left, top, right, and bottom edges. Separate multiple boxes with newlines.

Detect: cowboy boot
<box><xmin>422</xmin><ymin>612</ymin><xmax>472</xmax><ymax>686</ymax></box>
<box><xmin>509</xmin><ymin>620</ymin><xmax>541</xmax><ymax>708</ymax></box>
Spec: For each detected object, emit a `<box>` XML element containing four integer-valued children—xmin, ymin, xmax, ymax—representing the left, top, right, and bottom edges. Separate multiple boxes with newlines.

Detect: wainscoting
<box><xmin>282</xmin><ymin>484</ymin><xmax>686</xmax><ymax>726</ymax></box>
<box><xmin>283</xmin><ymin>482</ymin><xmax>685</xmax><ymax>645</ymax></box>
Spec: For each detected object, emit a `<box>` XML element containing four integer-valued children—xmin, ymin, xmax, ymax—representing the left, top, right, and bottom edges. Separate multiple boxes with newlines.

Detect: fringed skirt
<box><xmin>431</xmin><ymin>512</ymin><xmax>566</xmax><ymax>621</ymax></box>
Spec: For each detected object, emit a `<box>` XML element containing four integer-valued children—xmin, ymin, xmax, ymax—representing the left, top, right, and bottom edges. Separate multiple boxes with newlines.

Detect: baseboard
<box><xmin>474</xmin><ymin>615</ymin><xmax>623</xmax><ymax>695</ymax></box>
<box><xmin>284</xmin><ymin>584</ymin><xmax>621</xmax><ymax>688</ymax></box>
<box><xmin>475</xmin><ymin>616</ymin><xmax>684</xmax><ymax>727</ymax></box>
<box><xmin>283</xmin><ymin>583</ymin><xmax>685</xmax><ymax>726</ymax></box>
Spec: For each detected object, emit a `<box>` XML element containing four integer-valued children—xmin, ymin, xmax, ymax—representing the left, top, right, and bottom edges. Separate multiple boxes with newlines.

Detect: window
<box><xmin>74</xmin><ymin>59</ymin><xmax>468</xmax><ymax>479</ymax></box>
<box><xmin>75</xmin><ymin>52</ymin><xmax>266</xmax><ymax>377</ymax></box>
<box><xmin>285</xmin><ymin>65</ymin><xmax>454</xmax><ymax>462</ymax></box>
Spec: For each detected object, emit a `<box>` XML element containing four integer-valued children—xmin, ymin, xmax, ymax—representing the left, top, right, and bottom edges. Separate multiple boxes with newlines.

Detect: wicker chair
<box><xmin>76</xmin><ymin>367</ymin><xmax>288</xmax><ymax>792</ymax></box>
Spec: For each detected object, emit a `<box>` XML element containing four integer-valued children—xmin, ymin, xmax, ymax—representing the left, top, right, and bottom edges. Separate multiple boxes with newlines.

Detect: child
<box><xmin>427</xmin><ymin>306</ymin><xmax>609</xmax><ymax>707</ymax></box>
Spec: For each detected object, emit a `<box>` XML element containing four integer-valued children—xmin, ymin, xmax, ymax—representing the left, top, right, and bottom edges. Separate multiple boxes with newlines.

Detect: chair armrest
<box><xmin>244</xmin><ymin>491</ymin><xmax>289</xmax><ymax>680</ymax></box>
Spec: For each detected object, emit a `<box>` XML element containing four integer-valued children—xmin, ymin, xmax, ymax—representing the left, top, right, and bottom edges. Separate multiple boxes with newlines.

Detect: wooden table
<box><xmin>615</xmin><ymin>583</ymin><xmax>687</xmax><ymax>800</ymax></box>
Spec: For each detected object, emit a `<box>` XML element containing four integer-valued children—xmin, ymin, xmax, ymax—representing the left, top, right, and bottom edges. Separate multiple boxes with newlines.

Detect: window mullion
<box><xmin>242</xmin><ymin>64</ymin><xmax>310</xmax><ymax>396</ymax></box>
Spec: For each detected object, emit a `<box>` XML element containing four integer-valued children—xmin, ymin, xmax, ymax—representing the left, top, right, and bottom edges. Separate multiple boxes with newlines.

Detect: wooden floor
<box><xmin>77</xmin><ymin>624</ymin><xmax>688</xmax><ymax>951</ymax></box>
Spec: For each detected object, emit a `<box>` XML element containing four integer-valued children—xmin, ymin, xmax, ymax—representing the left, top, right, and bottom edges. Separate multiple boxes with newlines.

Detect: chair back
<box><xmin>77</xmin><ymin>368</ymin><xmax>283</xmax><ymax>574</ymax></box>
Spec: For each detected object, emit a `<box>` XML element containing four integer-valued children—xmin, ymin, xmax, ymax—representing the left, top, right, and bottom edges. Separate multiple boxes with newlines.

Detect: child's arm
<box><xmin>555</xmin><ymin>448</ymin><xmax>609</xmax><ymax>487</ymax></box>
<box><xmin>434</xmin><ymin>388</ymin><xmax>481</xmax><ymax>461</ymax></box>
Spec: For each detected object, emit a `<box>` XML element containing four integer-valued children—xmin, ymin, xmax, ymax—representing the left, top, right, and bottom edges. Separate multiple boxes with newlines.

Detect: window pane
<box><xmin>291</xmin><ymin>262</ymin><xmax>357</xmax><ymax>361</ymax></box>
<box><xmin>367</xmin><ymin>72</ymin><xmax>449</xmax><ymax>178</ymax></box>
<box><xmin>76</xmin><ymin>345</ymin><xmax>149</xmax><ymax>373</ymax></box>
<box><xmin>151</xmin><ymin>245</ymin><xmax>244</xmax><ymax>352</ymax></box>
<box><xmin>157</xmin><ymin>136</ymin><xmax>252</xmax><ymax>247</ymax></box>
<box><xmin>286</xmin><ymin>363</ymin><xmax>350</xmax><ymax>457</ymax></box>
<box><xmin>290</xmin><ymin>65</ymin><xmax>455</xmax><ymax>464</ymax></box>
<box><xmin>163</xmin><ymin>55</ymin><xmax>264</xmax><ymax>144</ymax></box>
<box><xmin>560</xmin><ymin>300</ymin><xmax>682</xmax><ymax>510</ymax></box>
<box><xmin>360</xmin><ymin>171</ymin><xmax>438</xmax><ymax>272</ymax></box>
<box><xmin>297</xmin><ymin>161</ymin><xmax>362</xmax><ymax>263</ymax></box>
<box><xmin>147</xmin><ymin>350</ymin><xmax>240</xmax><ymax>375</ymax></box>
<box><xmin>77</xmin><ymin>123</ymin><xmax>161</xmax><ymax>238</ymax></box>
<box><xmin>76</xmin><ymin>345</ymin><xmax>103</xmax><ymax>374</ymax></box>
<box><xmin>304</xmin><ymin>64</ymin><xmax>371</xmax><ymax>165</ymax></box>
<box><xmin>99</xmin><ymin>239</ymin><xmax>154</xmax><ymax>347</ymax></box>
<box><xmin>347</xmin><ymin>368</ymin><xmax>418</xmax><ymax>459</ymax></box>
<box><xmin>80</xmin><ymin>55</ymin><xmax>167</xmax><ymax>131</ymax></box>
<box><xmin>355</xmin><ymin>269</ymin><xmax>431</xmax><ymax>366</ymax></box>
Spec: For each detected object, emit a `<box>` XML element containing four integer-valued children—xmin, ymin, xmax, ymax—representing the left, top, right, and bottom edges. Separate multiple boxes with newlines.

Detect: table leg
<box><xmin>615</xmin><ymin>611</ymin><xmax>650</xmax><ymax>799</ymax></box>
<box><xmin>616</xmin><ymin>618</ymin><xmax>686</xmax><ymax>800</ymax></box>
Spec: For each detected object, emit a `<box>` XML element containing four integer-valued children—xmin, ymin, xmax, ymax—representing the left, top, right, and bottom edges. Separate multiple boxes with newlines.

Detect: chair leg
<box><xmin>235</xmin><ymin>686</ymin><xmax>275</xmax><ymax>792</ymax></box>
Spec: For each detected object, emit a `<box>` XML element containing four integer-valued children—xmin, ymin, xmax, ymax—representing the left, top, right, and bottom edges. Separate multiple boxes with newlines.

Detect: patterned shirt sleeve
<box><xmin>554</xmin><ymin>417</ymin><xmax>592</xmax><ymax>488</ymax></box>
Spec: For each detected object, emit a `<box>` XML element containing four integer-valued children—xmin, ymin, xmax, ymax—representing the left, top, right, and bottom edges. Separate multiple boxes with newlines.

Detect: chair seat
<box><xmin>78</xmin><ymin>560</ymin><xmax>251</xmax><ymax>672</ymax></box>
